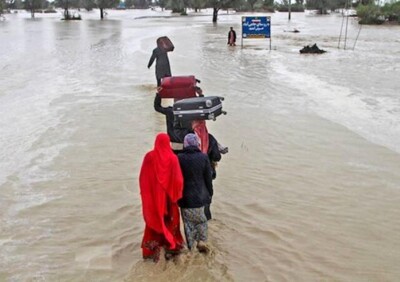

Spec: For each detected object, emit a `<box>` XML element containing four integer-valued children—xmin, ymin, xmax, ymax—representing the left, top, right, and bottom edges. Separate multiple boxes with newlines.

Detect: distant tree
<box><xmin>305</xmin><ymin>0</ymin><xmax>335</xmax><ymax>13</ymax></box>
<box><xmin>125</xmin><ymin>0</ymin><xmax>134</xmax><ymax>7</ymax></box>
<box><xmin>230</xmin><ymin>0</ymin><xmax>246</xmax><ymax>11</ymax></box>
<box><xmin>24</xmin><ymin>0</ymin><xmax>44</xmax><ymax>17</ymax></box>
<box><xmin>260</xmin><ymin>0</ymin><xmax>274</xmax><ymax>10</ymax></box>
<box><xmin>0</xmin><ymin>0</ymin><xmax>5</xmax><ymax>15</ymax></box>
<box><xmin>155</xmin><ymin>0</ymin><xmax>167</xmax><ymax>11</ymax></box>
<box><xmin>276</xmin><ymin>0</ymin><xmax>304</xmax><ymax>11</ymax></box>
<box><xmin>168</xmin><ymin>0</ymin><xmax>185</xmax><ymax>13</ymax></box>
<box><xmin>54</xmin><ymin>0</ymin><xmax>80</xmax><ymax>19</ymax></box>
<box><xmin>355</xmin><ymin>1</ymin><xmax>400</xmax><ymax>23</ymax></box>
<box><xmin>134</xmin><ymin>0</ymin><xmax>149</xmax><ymax>8</ymax></box>
<box><xmin>95</xmin><ymin>0</ymin><xmax>119</xmax><ymax>18</ymax></box>
<box><xmin>357</xmin><ymin>3</ymin><xmax>383</xmax><ymax>23</ymax></box>
<box><xmin>190</xmin><ymin>0</ymin><xmax>205</xmax><ymax>11</ymax></box>
<box><xmin>381</xmin><ymin>0</ymin><xmax>400</xmax><ymax>21</ymax></box>
<box><xmin>247</xmin><ymin>0</ymin><xmax>258</xmax><ymax>10</ymax></box>
<box><xmin>5</xmin><ymin>0</ymin><xmax>14</xmax><ymax>8</ymax></box>
<box><xmin>208</xmin><ymin>0</ymin><xmax>235</xmax><ymax>22</ymax></box>
<box><xmin>263</xmin><ymin>0</ymin><xmax>273</xmax><ymax>6</ymax></box>
<box><xmin>356</xmin><ymin>0</ymin><xmax>374</xmax><ymax>5</ymax></box>
<box><xmin>81</xmin><ymin>0</ymin><xmax>96</xmax><ymax>10</ymax></box>
<box><xmin>182</xmin><ymin>0</ymin><xmax>190</xmax><ymax>13</ymax></box>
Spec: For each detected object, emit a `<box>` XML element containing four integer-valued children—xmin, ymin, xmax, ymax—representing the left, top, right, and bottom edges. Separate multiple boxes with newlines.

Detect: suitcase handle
<box><xmin>196</xmin><ymin>79</ymin><xmax>201</xmax><ymax>83</ymax></box>
<box><xmin>211</xmin><ymin>111</ymin><xmax>227</xmax><ymax>121</ymax></box>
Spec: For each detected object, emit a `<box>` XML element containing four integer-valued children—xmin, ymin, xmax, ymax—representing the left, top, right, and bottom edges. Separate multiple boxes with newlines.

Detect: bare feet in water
<box><xmin>196</xmin><ymin>241</ymin><xmax>210</xmax><ymax>254</ymax></box>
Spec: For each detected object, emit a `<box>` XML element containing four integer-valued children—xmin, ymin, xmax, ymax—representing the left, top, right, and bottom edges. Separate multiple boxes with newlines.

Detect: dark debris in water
<box><xmin>300</xmin><ymin>43</ymin><xmax>327</xmax><ymax>54</ymax></box>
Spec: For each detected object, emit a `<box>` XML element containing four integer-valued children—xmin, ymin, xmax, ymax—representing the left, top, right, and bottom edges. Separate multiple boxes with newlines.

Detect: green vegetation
<box><xmin>357</xmin><ymin>1</ymin><xmax>400</xmax><ymax>24</ymax></box>
<box><xmin>0</xmin><ymin>0</ymin><xmax>5</xmax><ymax>15</ymax></box>
<box><xmin>306</xmin><ymin>0</ymin><xmax>346</xmax><ymax>14</ymax></box>
<box><xmin>1</xmin><ymin>0</ymin><xmax>398</xmax><ymax>24</ymax></box>
<box><xmin>95</xmin><ymin>0</ymin><xmax>120</xmax><ymax>18</ymax></box>
<box><xmin>277</xmin><ymin>0</ymin><xmax>305</xmax><ymax>12</ymax></box>
<box><xmin>24</xmin><ymin>0</ymin><xmax>46</xmax><ymax>17</ymax></box>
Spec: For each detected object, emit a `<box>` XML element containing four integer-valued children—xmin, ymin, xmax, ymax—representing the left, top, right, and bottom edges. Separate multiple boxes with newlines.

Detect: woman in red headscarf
<box><xmin>139</xmin><ymin>133</ymin><xmax>184</xmax><ymax>262</ymax></box>
<box><xmin>192</xmin><ymin>120</ymin><xmax>209</xmax><ymax>154</ymax></box>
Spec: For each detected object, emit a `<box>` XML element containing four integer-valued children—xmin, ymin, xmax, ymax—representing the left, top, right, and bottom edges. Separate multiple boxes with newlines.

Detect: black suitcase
<box><xmin>173</xmin><ymin>96</ymin><xmax>226</xmax><ymax>121</ymax></box>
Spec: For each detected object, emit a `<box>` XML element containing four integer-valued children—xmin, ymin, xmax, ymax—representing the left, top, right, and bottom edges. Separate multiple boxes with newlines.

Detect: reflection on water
<box><xmin>1</xmin><ymin>9</ymin><xmax>400</xmax><ymax>281</ymax></box>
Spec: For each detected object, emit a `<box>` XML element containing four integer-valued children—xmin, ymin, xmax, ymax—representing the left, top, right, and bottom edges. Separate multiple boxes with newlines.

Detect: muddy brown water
<box><xmin>1</xmin><ymin>9</ymin><xmax>400</xmax><ymax>281</ymax></box>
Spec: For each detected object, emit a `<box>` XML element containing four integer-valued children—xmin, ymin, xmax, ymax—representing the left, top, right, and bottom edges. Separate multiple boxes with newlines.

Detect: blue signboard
<box><xmin>242</xmin><ymin>16</ymin><xmax>271</xmax><ymax>39</ymax></box>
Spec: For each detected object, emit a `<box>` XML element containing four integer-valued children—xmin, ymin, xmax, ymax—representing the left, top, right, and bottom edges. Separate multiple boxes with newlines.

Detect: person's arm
<box><xmin>204</xmin><ymin>157</ymin><xmax>213</xmax><ymax>197</ymax></box>
<box><xmin>208</xmin><ymin>134</ymin><xmax>221</xmax><ymax>162</ymax></box>
<box><xmin>153</xmin><ymin>93</ymin><xmax>170</xmax><ymax>115</ymax></box>
<box><xmin>147</xmin><ymin>50</ymin><xmax>156</xmax><ymax>68</ymax></box>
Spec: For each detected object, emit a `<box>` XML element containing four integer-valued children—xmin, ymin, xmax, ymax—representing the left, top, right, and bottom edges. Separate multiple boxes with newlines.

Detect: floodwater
<box><xmin>1</xmin><ymin>8</ymin><xmax>400</xmax><ymax>282</ymax></box>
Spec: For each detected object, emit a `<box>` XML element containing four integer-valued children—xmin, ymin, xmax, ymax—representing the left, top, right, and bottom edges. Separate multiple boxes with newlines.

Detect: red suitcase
<box><xmin>158</xmin><ymin>76</ymin><xmax>199</xmax><ymax>99</ymax></box>
<box><xmin>157</xmin><ymin>36</ymin><xmax>174</xmax><ymax>52</ymax></box>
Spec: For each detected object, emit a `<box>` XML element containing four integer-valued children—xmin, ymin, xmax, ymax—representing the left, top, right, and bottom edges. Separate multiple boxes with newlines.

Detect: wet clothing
<box><xmin>139</xmin><ymin>133</ymin><xmax>184</xmax><ymax>261</ymax></box>
<box><xmin>177</xmin><ymin>146</ymin><xmax>213</xmax><ymax>209</ymax></box>
<box><xmin>178</xmin><ymin>144</ymin><xmax>212</xmax><ymax>250</ymax></box>
<box><xmin>192</xmin><ymin>120</ymin><xmax>209</xmax><ymax>154</ymax></box>
<box><xmin>181</xmin><ymin>207</ymin><xmax>208</xmax><ymax>250</ymax></box>
<box><xmin>206</xmin><ymin>134</ymin><xmax>221</xmax><ymax>220</ymax></box>
<box><xmin>208</xmin><ymin>133</ymin><xmax>221</xmax><ymax>170</ymax></box>
<box><xmin>141</xmin><ymin>206</ymin><xmax>184</xmax><ymax>261</ymax></box>
<box><xmin>228</xmin><ymin>29</ymin><xmax>237</xmax><ymax>46</ymax></box>
<box><xmin>153</xmin><ymin>93</ymin><xmax>192</xmax><ymax>143</ymax></box>
<box><xmin>148</xmin><ymin>47</ymin><xmax>171</xmax><ymax>86</ymax></box>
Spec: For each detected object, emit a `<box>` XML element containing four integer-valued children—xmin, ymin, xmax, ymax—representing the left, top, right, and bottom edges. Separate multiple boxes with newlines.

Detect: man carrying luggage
<box><xmin>154</xmin><ymin>93</ymin><xmax>192</xmax><ymax>150</ymax></box>
<box><xmin>148</xmin><ymin>43</ymin><xmax>172</xmax><ymax>86</ymax></box>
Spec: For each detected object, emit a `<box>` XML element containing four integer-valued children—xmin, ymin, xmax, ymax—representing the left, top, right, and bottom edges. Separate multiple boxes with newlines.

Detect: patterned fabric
<box><xmin>181</xmin><ymin>207</ymin><xmax>208</xmax><ymax>250</ymax></box>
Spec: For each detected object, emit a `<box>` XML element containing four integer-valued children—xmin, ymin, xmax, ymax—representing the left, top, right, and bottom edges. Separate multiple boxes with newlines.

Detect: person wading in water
<box><xmin>139</xmin><ymin>133</ymin><xmax>185</xmax><ymax>261</ymax></box>
<box><xmin>147</xmin><ymin>41</ymin><xmax>172</xmax><ymax>86</ymax></box>
<box><xmin>227</xmin><ymin>27</ymin><xmax>237</xmax><ymax>46</ymax></box>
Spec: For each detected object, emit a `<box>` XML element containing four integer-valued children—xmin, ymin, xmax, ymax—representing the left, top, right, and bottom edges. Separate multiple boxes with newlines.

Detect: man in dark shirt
<box><xmin>153</xmin><ymin>93</ymin><xmax>192</xmax><ymax>145</ymax></box>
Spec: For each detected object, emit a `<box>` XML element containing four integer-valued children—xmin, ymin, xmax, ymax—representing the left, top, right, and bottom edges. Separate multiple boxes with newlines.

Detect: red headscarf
<box><xmin>139</xmin><ymin>133</ymin><xmax>183</xmax><ymax>249</ymax></box>
<box><xmin>192</xmin><ymin>120</ymin><xmax>209</xmax><ymax>154</ymax></box>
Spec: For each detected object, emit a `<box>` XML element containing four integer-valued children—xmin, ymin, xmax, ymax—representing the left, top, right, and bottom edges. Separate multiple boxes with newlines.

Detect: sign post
<box><xmin>241</xmin><ymin>16</ymin><xmax>271</xmax><ymax>50</ymax></box>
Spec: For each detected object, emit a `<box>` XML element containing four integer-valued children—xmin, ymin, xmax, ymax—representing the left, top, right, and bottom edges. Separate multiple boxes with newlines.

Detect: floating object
<box><xmin>300</xmin><ymin>43</ymin><xmax>326</xmax><ymax>54</ymax></box>
<box><xmin>284</xmin><ymin>28</ymin><xmax>300</xmax><ymax>33</ymax></box>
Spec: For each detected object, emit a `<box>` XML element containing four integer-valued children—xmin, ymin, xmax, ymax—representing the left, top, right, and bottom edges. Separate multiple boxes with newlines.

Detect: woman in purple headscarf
<box><xmin>177</xmin><ymin>134</ymin><xmax>213</xmax><ymax>253</ymax></box>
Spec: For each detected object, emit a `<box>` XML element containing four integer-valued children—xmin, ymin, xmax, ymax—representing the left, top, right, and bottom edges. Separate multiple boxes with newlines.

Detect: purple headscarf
<box><xmin>183</xmin><ymin>133</ymin><xmax>199</xmax><ymax>148</ymax></box>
